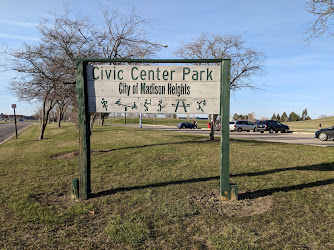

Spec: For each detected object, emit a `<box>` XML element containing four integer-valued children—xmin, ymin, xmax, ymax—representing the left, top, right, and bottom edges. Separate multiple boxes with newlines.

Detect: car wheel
<box><xmin>260</xmin><ymin>131</ymin><xmax>264</xmax><ymax>133</ymax></box>
<box><xmin>319</xmin><ymin>132</ymin><xmax>328</xmax><ymax>141</ymax></box>
<box><xmin>238</xmin><ymin>127</ymin><xmax>242</xmax><ymax>132</ymax></box>
<box><xmin>275</xmin><ymin>131</ymin><xmax>278</xmax><ymax>133</ymax></box>
<box><xmin>253</xmin><ymin>128</ymin><xmax>257</xmax><ymax>132</ymax></box>
<box><xmin>284</xmin><ymin>128</ymin><xmax>289</xmax><ymax>133</ymax></box>
<box><xmin>269</xmin><ymin>128</ymin><xmax>274</xmax><ymax>133</ymax></box>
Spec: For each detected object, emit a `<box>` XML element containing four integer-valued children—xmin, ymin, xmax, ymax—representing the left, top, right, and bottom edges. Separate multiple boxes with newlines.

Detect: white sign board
<box><xmin>86</xmin><ymin>65</ymin><xmax>220</xmax><ymax>114</ymax></box>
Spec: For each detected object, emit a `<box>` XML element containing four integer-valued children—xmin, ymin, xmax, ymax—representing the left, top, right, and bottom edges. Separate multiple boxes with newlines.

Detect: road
<box><xmin>0</xmin><ymin>122</ymin><xmax>33</xmax><ymax>144</ymax></box>
<box><xmin>1</xmin><ymin>122</ymin><xmax>331</xmax><ymax>147</ymax></box>
<box><xmin>113</xmin><ymin>124</ymin><xmax>334</xmax><ymax>147</ymax></box>
<box><xmin>228</xmin><ymin>130</ymin><xmax>333</xmax><ymax>147</ymax></box>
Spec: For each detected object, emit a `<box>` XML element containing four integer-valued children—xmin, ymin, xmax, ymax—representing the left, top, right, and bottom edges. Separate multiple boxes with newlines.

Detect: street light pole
<box><xmin>139</xmin><ymin>113</ymin><xmax>143</xmax><ymax>128</ymax></box>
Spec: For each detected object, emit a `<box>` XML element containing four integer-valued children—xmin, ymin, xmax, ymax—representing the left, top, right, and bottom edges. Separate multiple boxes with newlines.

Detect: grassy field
<box><xmin>107</xmin><ymin>115</ymin><xmax>334</xmax><ymax>131</ymax></box>
<box><xmin>0</xmin><ymin>123</ymin><xmax>333</xmax><ymax>249</ymax></box>
<box><xmin>104</xmin><ymin>116</ymin><xmax>210</xmax><ymax>128</ymax></box>
<box><xmin>285</xmin><ymin>116</ymin><xmax>334</xmax><ymax>130</ymax></box>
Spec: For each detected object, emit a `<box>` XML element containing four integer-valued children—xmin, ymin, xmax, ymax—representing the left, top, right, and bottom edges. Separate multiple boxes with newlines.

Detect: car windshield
<box><xmin>229</xmin><ymin>122</ymin><xmax>234</xmax><ymax>124</ymax></box>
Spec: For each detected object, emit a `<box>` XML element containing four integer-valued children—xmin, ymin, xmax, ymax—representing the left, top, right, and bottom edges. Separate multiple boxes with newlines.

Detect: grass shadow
<box><xmin>231</xmin><ymin>162</ymin><xmax>334</xmax><ymax>178</ymax></box>
<box><xmin>91</xmin><ymin>176</ymin><xmax>219</xmax><ymax>198</ymax></box>
<box><xmin>51</xmin><ymin>139</ymin><xmax>212</xmax><ymax>159</ymax></box>
<box><xmin>238</xmin><ymin>178</ymin><xmax>334</xmax><ymax>199</ymax></box>
<box><xmin>91</xmin><ymin>162</ymin><xmax>334</xmax><ymax>200</ymax></box>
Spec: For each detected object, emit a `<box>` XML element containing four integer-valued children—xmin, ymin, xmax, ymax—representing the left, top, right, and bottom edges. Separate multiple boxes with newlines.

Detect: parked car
<box><xmin>315</xmin><ymin>126</ymin><xmax>334</xmax><ymax>141</ymax></box>
<box><xmin>256</xmin><ymin>120</ymin><xmax>289</xmax><ymax>133</ymax></box>
<box><xmin>177</xmin><ymin>122</ymin><xmax>197</xmax><ymax>129</ymax></box>
<box><xmin>230</xmin><ymin>120</ymin><xmax>257</xmax><ymax>132</ymax></box>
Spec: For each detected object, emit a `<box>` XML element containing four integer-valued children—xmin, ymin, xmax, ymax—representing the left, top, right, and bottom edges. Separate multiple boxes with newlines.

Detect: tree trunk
<box><xmin>39</xmin><ymin>94</ymin><xmax>56</xmax><ymax>140</ymax></box>
<box><xmin>90</xmin><ymin>113</ymin><xmax>97</xmax><ymax>134</ymax></box>
<box><xmin>57</xmin><ymin>103</ymin><xmax>69</xmax><ymax>128</ymax></box>
<box><xmin>208</xmin><ymin>114</ymin><xmax>218</xmax><ymax>141</ymax></box>
<box><xmin>101</xmin><ymin>113</ymin><xmax>105</xmax><ymax>126</ymax></box>
<box><xmin>57</xmin><ymin>108</ymin><xmax>62</xmax><ymax>128</ymax></box>
<box><xmin>39</xmin><ymin>98</ymin><xmax>47</xmax><ymax>140</ymax></box>
<box><xmin>39</xmin><ymin>107</ymin><xmax>46</xmax><ymax>140</ymax></box>
<box><xmin>39</xmin><ymin>121</ymin><xmax>47</xmax><ymax>140</ymax></box>
<box><xmin>40</xmin><ymin>103</ymin><xmax>52</xmax><ymax>139</ymax></box>
<box><xmin>209</xmin><ymin>122</ymin><xmax>215</xmax><ymax>141</ymax></box>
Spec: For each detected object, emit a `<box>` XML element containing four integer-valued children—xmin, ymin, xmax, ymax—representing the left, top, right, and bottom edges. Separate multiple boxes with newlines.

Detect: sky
<box><xmin>0</xmin><ymin>0</ymin><xmax>333</xmax><ymax>120</ymax></box>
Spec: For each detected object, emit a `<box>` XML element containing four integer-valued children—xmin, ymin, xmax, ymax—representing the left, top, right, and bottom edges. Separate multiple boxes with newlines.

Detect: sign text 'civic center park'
<box><xmin>87</xmin><ymin>65</ymin><xmax>220</xmax><ymax>114</ymax></box>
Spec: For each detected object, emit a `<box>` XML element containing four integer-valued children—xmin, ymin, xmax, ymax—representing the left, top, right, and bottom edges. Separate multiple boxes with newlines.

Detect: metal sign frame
<box><xmin>74</xmin><ymin>58</ymin><xmax>237</xmax><ymax>201</ymax></box>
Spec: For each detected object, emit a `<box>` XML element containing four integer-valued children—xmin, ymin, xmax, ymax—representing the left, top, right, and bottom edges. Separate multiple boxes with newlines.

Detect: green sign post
<box><xmin>73</xmin><ymin>58</ymin><xmax>237</xmax><ymax>201</ymax></box>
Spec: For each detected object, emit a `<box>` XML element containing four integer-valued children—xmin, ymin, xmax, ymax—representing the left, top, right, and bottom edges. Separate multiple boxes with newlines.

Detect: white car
<box><xmin>230</xmin><ymin>120</ymin><xmax>257</xmax><ymax>132</ymax></box>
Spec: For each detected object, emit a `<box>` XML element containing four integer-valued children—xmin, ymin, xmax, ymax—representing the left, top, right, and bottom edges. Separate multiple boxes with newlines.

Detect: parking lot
<box><xmin>228</xmin><ymin>130</ymin><xmax>334</xmax><ymax>147</ymax></box>
<box><xmin>123</xmin><ymin>124</ymin><xmax>334</xmax><ymax>147</ymax></box>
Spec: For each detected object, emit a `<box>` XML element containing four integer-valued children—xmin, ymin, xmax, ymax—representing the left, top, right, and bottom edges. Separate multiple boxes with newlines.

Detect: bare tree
<box><xmin>94</xmin><ymin>7</ymin><xmax>161</xmax><ymax>60</ymax></box>
<box><xmin>305</xmin><ymin>0</ymin><xmax>334</xmax><ymax>41</ymax></box>
<box><xmin>89</xmin><ymin>8</ymin><xmax>162</xmax><ymax>126</ymax></box>
<box><xmin>175</xmin><ymin>33</ymin><xmax>265</xmax><ymax>140</ymax></box>
<box><xmin>248</xmin><ymin>112</ymin><xmax>256</xmax><ymax>123</ymax></box>
<box><xmin>4</xmin><ymin>44</ymin><xmax>63</xmax><ymax>139</ymax></box>
<box><xmin>39</xmin><ymin>8</ymin><xmax>162</xmax><ymax>130</ymax></box>
<box><xmin>4</xmin><ymin>6</ymin><xmax>162</xmax><ymax>138</ymax></box>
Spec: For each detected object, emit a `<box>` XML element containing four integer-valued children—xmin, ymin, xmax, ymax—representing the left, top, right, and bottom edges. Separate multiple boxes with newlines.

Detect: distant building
<box><xmin>0</xmin><ymin>114</ymin><xmax>35</xmax><ymax>121</ymax></box>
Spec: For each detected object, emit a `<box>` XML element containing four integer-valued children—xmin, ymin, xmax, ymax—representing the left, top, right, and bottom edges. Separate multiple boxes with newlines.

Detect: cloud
<box><xmin>0</xmin><ymin>33</ymin><xmax>40</xmax><ymax>41</ymax></box>
<box><xmin>0</xmin><ymin>19</ymin><xmax>38</xmax><ymax>27</ymax></box>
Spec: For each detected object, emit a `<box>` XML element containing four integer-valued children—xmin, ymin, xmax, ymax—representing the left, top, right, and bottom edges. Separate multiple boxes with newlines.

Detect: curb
<box><xmin>0</xmin><ymin>124</ymin><xmax>33</xmax><ymax>145</ymax></box>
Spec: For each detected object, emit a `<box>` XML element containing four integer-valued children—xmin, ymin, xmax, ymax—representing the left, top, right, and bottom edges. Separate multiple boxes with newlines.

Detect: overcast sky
<box><xmin>0</xmin><ymin>0</ymin><xmax>333</xmax><ymax>120</ymax></box>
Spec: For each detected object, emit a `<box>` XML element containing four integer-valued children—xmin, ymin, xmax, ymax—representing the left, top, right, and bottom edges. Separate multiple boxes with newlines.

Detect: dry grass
<box><xmin>285</xmin><ymin>116</ymin><xmax>334</xmax><ymax>129</ymax></box>
<box><xmin>0</xmin><ymin>123</ymin><xmax>333</xmax><ymax>249</ymax></box>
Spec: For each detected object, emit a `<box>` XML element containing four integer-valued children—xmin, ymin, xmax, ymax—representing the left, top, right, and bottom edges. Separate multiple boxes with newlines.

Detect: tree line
<box><xmin>271</xmin><ymin>109</ymin><xmax>311</xmax><ymax>122</ymax></box>
<box><xmin>232</xmin><ymin>109</ymin><xmax>311</xmax><ymax>123</ymax></box>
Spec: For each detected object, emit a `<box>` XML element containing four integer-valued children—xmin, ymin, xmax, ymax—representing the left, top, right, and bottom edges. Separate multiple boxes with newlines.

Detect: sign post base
<box><xmin>220</xmin><ymin>183</ymin><xmax>238</xmax><ymax>201</ymax></box>
<box><xmin>71</xmin><ymin>178</ymin><xmax>79</xmax><ymax>200</ymax></box>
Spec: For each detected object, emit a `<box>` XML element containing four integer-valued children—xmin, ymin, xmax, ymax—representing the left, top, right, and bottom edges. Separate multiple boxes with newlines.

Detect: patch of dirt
<box><xmin>51</xmin><ymin>149</ymin><xmax>113</xmax><ymax>159</ymax></box>
<box><xmin>31</xmin><ymin>192</ymin><xmax>72</xmax><ymax>209</ymax></box>
<box><xmin>190</xmin><ymin>189</ymin><xmax>272</xmax><ymax>217</ymax></box>
<box><xmin>51</xmin><ymin>151</ymin><xmax>79</xmax><ymax>159</ymax></box>
<box><xmin>158</xmin><ymin>155</ymin><xmax>180</xmax><ymax>162</ymax></box>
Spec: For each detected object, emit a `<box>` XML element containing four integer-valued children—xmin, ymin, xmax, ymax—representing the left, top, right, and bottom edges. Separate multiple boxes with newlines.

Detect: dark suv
<box><xmin>256</xmin><ymin>120</ymin><xmax>289</xmax><ymax>133</ymax></box>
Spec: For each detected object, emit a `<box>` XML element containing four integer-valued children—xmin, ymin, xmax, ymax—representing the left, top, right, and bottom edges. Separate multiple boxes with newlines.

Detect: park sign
<box><xmin>74</xmin><ymin>59</ymin><xmax>237</xmax><ymax>202</ymax></box>
<box><xmin>86</xmin><ymin>65</ymin><xmax>220</xmax><ymax>114</ymax></box>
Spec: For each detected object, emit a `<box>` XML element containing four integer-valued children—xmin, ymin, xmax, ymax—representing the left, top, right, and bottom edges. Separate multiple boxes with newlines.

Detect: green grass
<box><xmin>0</xmin><ymin>123</ymin><xmax>333</xmax><ymax>248</ymax></box>
<box><xmin>105</xmin><ymin>116</ymin><xmax>210</xmax><ymax>128</ymax></box>
<box><xmin>285</xmin><ymin>116</ymin><xmax>334</xmax><ymax>130</ymax></box>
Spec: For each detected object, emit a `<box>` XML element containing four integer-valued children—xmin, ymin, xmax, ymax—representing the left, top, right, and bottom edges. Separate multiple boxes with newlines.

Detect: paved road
<box><xmin>228</xmin><ymin>130</ymin><xmax>333</xmax><ymax>147</ymax></box>
<box><xmin>111</xmin><ymin>123</ymin><xmax>334</xmax><ymax>147</ymax></box>
<box><xmin>0</xmin><ymin>122</ymin><xmax>33</xmax><ymax>144</ymax></box>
